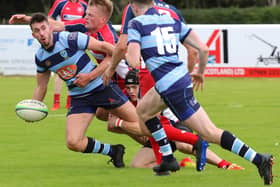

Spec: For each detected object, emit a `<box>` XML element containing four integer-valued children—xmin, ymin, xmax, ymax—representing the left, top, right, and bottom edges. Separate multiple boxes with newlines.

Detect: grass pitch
<box><xmin>0</xmin><ymin>76</ymin><xmax>279</xmax><ymax>187</ymax></box>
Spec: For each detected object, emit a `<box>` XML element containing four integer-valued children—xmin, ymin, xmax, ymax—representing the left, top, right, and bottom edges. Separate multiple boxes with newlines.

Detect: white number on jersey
<box><xmin>151</xmin><ymin>27</ymin><xmax>177</xmax><ymax>55</ymax></box>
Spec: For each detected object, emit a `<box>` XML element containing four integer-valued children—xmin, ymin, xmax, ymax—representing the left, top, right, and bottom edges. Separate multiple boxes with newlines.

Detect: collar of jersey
<box><xmin>145</xmin><ymin>7</ymin><xmax>159</xmax><ymax>16</ymax></box>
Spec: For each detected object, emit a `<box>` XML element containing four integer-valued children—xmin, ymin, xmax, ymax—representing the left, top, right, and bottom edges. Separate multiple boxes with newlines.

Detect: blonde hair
<box><xmin>88</xmin><ymin>0</ymin><xmax>113</xmax><ymax>20</ymax></box>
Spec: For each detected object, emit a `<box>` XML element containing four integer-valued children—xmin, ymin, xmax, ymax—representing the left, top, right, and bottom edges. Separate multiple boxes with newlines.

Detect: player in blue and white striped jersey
<box><xmin>125</xmin><ymin>0</ymin><xmax>274</xmax><ymax>184</ymax></box>
<box><xmin>29</xmin><ymin>12</ymin><xmax>139</xmax><ymax>168</ymax></box>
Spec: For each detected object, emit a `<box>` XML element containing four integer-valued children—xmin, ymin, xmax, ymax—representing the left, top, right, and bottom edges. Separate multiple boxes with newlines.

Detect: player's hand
<box><xmin>74</xmin><ymin>73</ymin><xmax>91</xmax><ymax>88</ymax></box>
<box><xmin>9</xmin><ymin>14</ymin><xmax>29</xmax><ymax>24</ymax></box>
<box><xmin>102</xmin><ymin>67</ymin><xmax>115</xmax><ymax>86</ymax></box>
<box><xmin>190</xmin><ymin>72</ymin><xmax>204</xmax><ymax>92</ymax></box>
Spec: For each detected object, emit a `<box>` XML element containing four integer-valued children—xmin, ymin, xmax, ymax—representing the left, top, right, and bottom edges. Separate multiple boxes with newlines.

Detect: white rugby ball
<box><xmin>15</xmin><ymin>99</ymin><xmax>48</xmax><ymax>122</ymax></box>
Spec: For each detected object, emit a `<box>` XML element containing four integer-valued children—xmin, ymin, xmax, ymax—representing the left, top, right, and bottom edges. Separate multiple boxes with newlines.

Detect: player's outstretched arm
<box><xmin>75</xmin><ymin>37</ymin><xmax>114</xmax><ymax>87</ymax></box>
<box><xmin>74</xmin><ymin>56</ymin><xmax>111</xmax><ymax>88</ymax></box>
<box><xmin>126</xmin><ymin>42</ymin><xmax>141</xmax><ymax>68</ymax></box>
<box><xmin>103</xmin><ymin>34</ymin><xmax>129</xmax><ymax>86</ymax></box>
<box><xmin>185</xmin><ymin>44</ymin><xmax>198</xmax><ymax>73</ymax></box>
<box><xmin>32</xmin><ymin>71</ymin><xmax>51</xmax><ymax>102</ymax></box>
<box><xmin>111</xmin><ymin>34</ymin><xmax>128</xmax><ymax>69</ymax></box>
<box><xmin>183</xmin><ymin>30</ymin><xmax>208</xmax><ymax>91</ymax></box>
<box><xmin>87</xmin><ymin>37</ymin><xmax>114</xmax><ymax>56</ymax></box>
<box><xmin>9</xmin><ymin>14</ymin><xmax>31</xmax><ymax>24</ymax></box>
<box><xmin>9</xmin><ymin>13</ymin><xmax>65</xmax><ymax>31</ymax></box>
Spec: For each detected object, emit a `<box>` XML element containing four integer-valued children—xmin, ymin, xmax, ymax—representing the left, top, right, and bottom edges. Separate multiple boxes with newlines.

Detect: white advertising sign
<box><xmin>0</xmin><ymin>25</ymin><xmax>40</xmax><ymax>75</ymax></box>
<box><xmin>0</xmin><ymin>25</ymin><xmax>280</xmax><ymax>77</ymax></box>
<box><xmin>191</xmin><ymin>24</ymin><xmax>280</xmax><ymax>77</ymax></box>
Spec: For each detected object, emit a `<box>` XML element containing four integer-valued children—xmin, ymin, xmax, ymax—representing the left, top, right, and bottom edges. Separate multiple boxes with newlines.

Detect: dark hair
<box><xmin>29</xmin><ymin>13</ymin><xmax>48</xmax><ymax>27</ymax></box>
<box><xmin>125</xmin><ymin>69</ymin><xmax>139</xmax><ymax>85</ymax></box>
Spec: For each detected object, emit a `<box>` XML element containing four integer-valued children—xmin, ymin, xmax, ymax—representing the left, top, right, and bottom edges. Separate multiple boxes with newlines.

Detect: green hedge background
<box><xmin>111</xmin><ymin>6</ymin><xmax>280</xmax><ymax>24</ymax></box>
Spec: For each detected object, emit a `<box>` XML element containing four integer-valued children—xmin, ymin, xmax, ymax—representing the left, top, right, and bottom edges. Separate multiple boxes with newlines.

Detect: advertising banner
<box><xmin>191</xmin><ymin>24</ymin><xmax>280</xmax><ymax>77</ymax></box>
<box><xmin>0</xmin><ymin>25</ymin><xmax>39</xmax><ymax>75</ymax></box>
<box><xmin>0</xmin><ymin>25</ymin><xmax>280</xmax><ymax>77</ymax></box>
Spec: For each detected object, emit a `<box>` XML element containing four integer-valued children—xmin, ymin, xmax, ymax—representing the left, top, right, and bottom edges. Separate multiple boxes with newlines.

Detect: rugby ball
<box><xmin>15</xmin><ymin>99</ymin><xmax>48</xmax><ymax>122</ymax></box>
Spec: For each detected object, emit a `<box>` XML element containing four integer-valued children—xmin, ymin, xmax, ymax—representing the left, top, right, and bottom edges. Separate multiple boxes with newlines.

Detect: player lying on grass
<box><xmin>110</xmin><ymin>69</ymin><xmax>244</xmax><ymax>171</ymax></box>
<box><xmin>103</xmin><ymin>0</ymin><xmax>274</xmax><ymax>185</ymax></box>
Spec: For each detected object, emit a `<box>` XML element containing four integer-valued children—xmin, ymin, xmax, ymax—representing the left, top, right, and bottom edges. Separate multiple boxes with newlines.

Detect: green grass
<box><xmin>0</xmin><ymin>76</ymin><xmax>279</xmax><ymax>187</ymax></box>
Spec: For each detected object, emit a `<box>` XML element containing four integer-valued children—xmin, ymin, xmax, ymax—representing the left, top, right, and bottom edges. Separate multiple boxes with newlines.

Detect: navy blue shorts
<box><xmin>157</xmin><ymin>78</ymin><xmax>200</xmax><ymax>122</ymax></box>
<box><xmin>67</xmin><ymin>83</ymin><xmax>128</xmax><ymax>115</ymax></box>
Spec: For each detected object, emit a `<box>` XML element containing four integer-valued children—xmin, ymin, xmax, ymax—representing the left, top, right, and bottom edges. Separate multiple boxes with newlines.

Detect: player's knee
<box><xmin>200</xmin><ymin>126</ymin><xmax>223</xmax><ymax>143</ymax></box>
<box><xmin>130</xmin><ymin>161</ymin><xmax>147</xmax><ymax>168</ymax></box>
<box><xmin>136</xmin><ymin>105</ymin><xmax>150</xmax><ymax>121</ymax></box>
<box><xmin>66</xmin><ymin>137</ymin><xmax>82</xmax><ymax>151</ymax></box>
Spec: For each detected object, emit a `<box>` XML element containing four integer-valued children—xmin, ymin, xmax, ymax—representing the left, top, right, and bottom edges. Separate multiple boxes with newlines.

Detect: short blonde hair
<box><xmin>88</xmin><ymin>0</ymin><xmax>113</xmax><ymax>20</ymax></box>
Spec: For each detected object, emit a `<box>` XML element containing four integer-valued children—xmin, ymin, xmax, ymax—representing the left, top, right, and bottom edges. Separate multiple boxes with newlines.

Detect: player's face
<box><xmin>31</xmin><ymin>21</ymin><xmax>53</xmax><ymax>49</ymax></box>
<box><xmin>125</xmin><ymin>84</ymin><xmax>139</xmax><ymax>102</ymax></box>
<box><xmin>84</xmin><ymin>5</ymin><xmax>107</xmax><ymax>32</ymax></box>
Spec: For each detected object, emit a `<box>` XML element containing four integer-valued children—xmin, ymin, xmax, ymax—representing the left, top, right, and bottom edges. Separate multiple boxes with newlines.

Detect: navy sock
<box><xmin>221</xmin><ymin>131</ymin><xmax>260</xmax><ymax>166</ymax></box>
<box><xmin>145</xmin><ymin>117</ymin><xmax>174</xmax><ymax>161</ymax></box>
<box><xmin>83</xmin><ymin>137</ymin><xmax>112</xmax><ymax>156</ymax></box>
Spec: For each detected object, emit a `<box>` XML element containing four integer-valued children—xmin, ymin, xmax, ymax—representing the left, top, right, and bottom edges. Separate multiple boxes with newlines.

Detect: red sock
<box><xmin>161</xmin><ymin>121</ymin><xmax>198</xmax><ymax>145</ymax></box>
<box><xmin>66</xmin><ymin>95</ymin><xmax>71</xmax><ymax>106</ymax></box>
<box><xmin>53</xmin><ymin>94</ymin><xmax>60</xmax><ymax>104</ymax></box>
<box><xmin>217</xmin><ymin>160</ymin><xmax>231</xmax><ymax>168</ymax></box>
<box><xmin>149</xmin><ymin>137</ymin><xmax>162</xmax><ymax>164</ymax></box>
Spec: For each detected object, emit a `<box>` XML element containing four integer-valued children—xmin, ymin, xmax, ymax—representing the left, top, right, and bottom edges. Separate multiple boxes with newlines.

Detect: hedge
<box><xmin>110</xmin><ymin>6</ymin><xmax>280</xmax><ymax>24</ymax></box>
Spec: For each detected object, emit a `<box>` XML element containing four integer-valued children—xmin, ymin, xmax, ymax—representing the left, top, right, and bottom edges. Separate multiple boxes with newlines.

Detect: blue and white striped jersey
<box><xmin>35</xmin><ymin>31</ymin><xmax>103</xmax><ymax>96</ymax></box>
<box><xmin>128</xmin><ymin>8</ymin><xmax>192</xmax><ymax>93</ymax></box>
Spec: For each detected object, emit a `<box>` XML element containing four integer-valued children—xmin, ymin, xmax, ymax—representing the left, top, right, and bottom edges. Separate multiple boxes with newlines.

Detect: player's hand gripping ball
<box><xmin>15</xmin><ymin>99</ymin><xmax>48</xmax><ymax>122</ymax></box>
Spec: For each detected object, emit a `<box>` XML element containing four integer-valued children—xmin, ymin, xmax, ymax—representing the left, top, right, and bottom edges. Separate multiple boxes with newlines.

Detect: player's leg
<box><xmin>175</xmin><ymin>141</ymin><xmax>243</xmax><ymax>169</ymax></box>
<box><xmin>96</xmin><ymin>107</ymin><xmax>110</xmax><ymax>121</ymax></box>
<box><xmin>66</xmin><ymin>113</ymin><xmax>125</xmax><ymax>168</ymax></box>
<box><xmin>130</xmin><ymin>147</ymin><xmax>157</xmax><ymax>168</ymax></box>
<box><xmin>108</xmin><ymin>100</ymin><xmax>150</xmax><ymax>136</ymax></box>
<box><xmin>183</xmin><ymin>106</ymin><xmax>273</xmax><ymax>184</ymax></box>
<box><xmin>52</xmin><ymin>74</ymin><xmax>63</xmax><ymax>110</ymax></box>
<box><xmin>66</xmin><ymin>94</ymin><xmax>126</xmax><ymax>168</ymax></box>
<box><xmin>137</xmin><ymin>87</ymin><xmax>180</xmax><ymax>172</ymax></box>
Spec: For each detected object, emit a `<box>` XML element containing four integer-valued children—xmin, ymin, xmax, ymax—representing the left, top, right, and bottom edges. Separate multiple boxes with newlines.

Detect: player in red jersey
<box><xmin>111</xmin><ymin>69</ymin><xmax>244</xmax><ymax>171</ymax></box>
<box><xmin>48</xmin><ymin>0</ymin><xmax>88</xmax><ymax>110</ymax></box>
<box><xmin>63</xmin><ymin>3</ymin><xmax>128</xmax><ymax>91</ymax></box>
<box><xmin>48</xmin><ymin>0</ymin><xmax>87</xmax><ymax>21</ymax></box>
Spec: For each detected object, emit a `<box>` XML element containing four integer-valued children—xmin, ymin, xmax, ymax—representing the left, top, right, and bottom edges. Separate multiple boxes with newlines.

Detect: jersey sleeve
<box><xmin>68</xmin><ymin>32</ymin><xmax>90</xmax><ymax>50</ymax></box>
<box><xmin>79</xmin><ymin>1</ymin><xmax>88</xmax><ymax>17</ymax></box>
<box><xmin>179</xmin><ymin>21</ymin><xmax>192</xmax><ymax>43</ymax></box>
<box><xmin>120</xmin><ymin>5</ymin><xmax>135</xmax><ymax>35</ymax></box>
<box><xmin>127</xmin><ymin>19</ymin><xmax>141</xmax><ymax>44</ymax></box>
<box><xmin>35</xmin><ymin>55</ymin><xmax>48</xmax><ymax>73</ymax></box>
<box><xmin>48</xmin><ymin>0</ymin><xmax>65</xmax><ymax>20</ymax></box>
<box><xmin>64</xmin><ymin>18</ymin><xmax>87</xmax><ymax>33</ymax></box>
